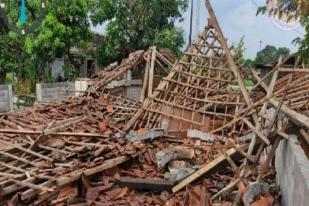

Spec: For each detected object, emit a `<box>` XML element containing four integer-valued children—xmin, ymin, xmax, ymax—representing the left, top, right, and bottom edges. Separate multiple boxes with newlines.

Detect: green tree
<box><xmin>293</xmin><ymin>16</ymin><xmax>309</xmax><ymax>61</ymax></box>
<box><xmin>25</xmin><ymin>0</ymin><xmax>94</xmax><ymax>82</ymax></box>
<box><xmin>0</xmin><ymin>34</ymin><xmax>26</xmax><ymax>83</ymax></box>
<box><xmin>254</xmin><ymin>45</ymin><xmax>290</xmax><ymax>65</ymax></box>
<box><xmin>0</xmin><ymin>0</ymin><xmax>95</xmax><ymax>86</ymax></box>
<box><xmin>257</xmin><ymin>1</ymin><xmax>309</xmax><ymax>62</ymax></box>
<box><xmin>257</xmin><ymin>0</ymin><xmax>309</xmax><ymax>18</ymax></box>
<box><xmin>232</xmin><ymin>35</ymin><xmax>246</xmax><ymax>65</ymax></box>
<box><xmin>91</xmin><ymin>0</ymin><xmax>188</xmax><ymax>66</ymax></box>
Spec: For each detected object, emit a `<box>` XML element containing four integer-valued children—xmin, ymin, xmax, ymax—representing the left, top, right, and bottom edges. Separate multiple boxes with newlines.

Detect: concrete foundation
<box><xmin>36</xmin><ymin>82</ymin><xmax>75</xmax><ymax>102</ymax></box>
<box><xmin>0</xmin><ymin>85</ymin><xmax>13</xmax><ymax>113</ymax></box>
<box><xmin>275</xmin><ymin>134</ymin><xmax>309</xmax><ymax>206</ymax></box>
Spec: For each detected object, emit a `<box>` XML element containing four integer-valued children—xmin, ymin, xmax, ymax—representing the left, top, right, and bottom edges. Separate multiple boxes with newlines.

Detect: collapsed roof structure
<box><xmin>89</xmin><ymin>47</ymin><xmax>177</xmax><ymax>102</ymax></box>
<box><xmin>125</xmin><ymin>13</ymin><xmax>246</xmax><ymax>137</ymax></box>
<box><xmin>0</xmin><ymin>0</ymin><xmax>308</xmax><ymax>205</ymax></box>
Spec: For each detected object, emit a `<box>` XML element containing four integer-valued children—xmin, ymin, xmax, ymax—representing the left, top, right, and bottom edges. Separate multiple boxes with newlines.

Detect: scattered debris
<box><xmin>187</xmin><ymin>129</ymin><xmax>216</xmax><ymax>141</ymax></box>
<box><xmin>127</xmin><ymin>128</ymin><xmax>165</xmax><ymax>142</ymax></box>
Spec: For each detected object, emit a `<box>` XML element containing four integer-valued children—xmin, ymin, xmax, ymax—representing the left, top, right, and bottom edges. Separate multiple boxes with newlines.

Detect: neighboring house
<box><xmin>51</xmin><ymin>32</ymin><xmax>104</xmax><ymax>80</ymax></box>
<box><xmin>255</xmin><ymin>54</ymin><xmax>298</xmax><ymax>84</ymax></box>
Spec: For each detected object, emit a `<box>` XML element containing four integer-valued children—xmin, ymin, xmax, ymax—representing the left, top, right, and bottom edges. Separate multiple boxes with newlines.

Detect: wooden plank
<box><xmin>155</xmin><ymin>50</ymin><xmax>174</xmax><ymax>67</ymax></box>
<box><xmin>148</xmin><ymin>46</ymin><xmax>157</xmax><ymax>97</ymax></box>
<box><xmin>163</xmin><ymin>77</ymin><xmax>237</xmax><ymax>94</ymax></box>
<box><xmin>211</xmin><ymin>178</ymin><xmax>240</xmax><ymax>200</ymax></box>
<box><xmin>20</xmin><ymin>180</ymin><xmax>54</xmax><ymax>201</ymax></box>
<box><xmin>150</xmin><ymin>96</ymin><xmax>234</xmax><ymax>117</ymax></box>
<box><xmin>253</xmin><ymin>71</ymin><xmax>309</xmax><ymax>129</ymax></box>
<box><xmin>140</xmin><ymin>52</ymin><xmax>151</xmax><ymax>102</ymax></box>
<box><xmin>56</xmin><ymin>152</ymin><xmax>142</xmax><ymax>186</ymax></box>
<box><xmin>0</xmin><ymin>129</ymin><xmax>104</xmax><ymax>137</ymax></box>
<box><xmin>0</xmin><ymin>151</ymin><xmax>39</xmax><ymax>167</ymax></box>
<box><xmin>0</xmin><ymin>173</ymin><xmax>53</xmax><ymax>192</ymax></box>
<box><xmin>35</xmin><ymin>116</ymin><xmax>80</xmax><ymax>131</ymax></box>
<box><xmin>243</xmin><ymin>118</ymin><xmax>270</xmax><ymax>145</ymax></box>
<box><xmin>0</xmin><ymin>139</ymin><xmax>53</xmax><ymax>162</ymax></box>
<box><xmin>172</xmin><ymin>69</ymin><xmax>232</xmax><ymax>83</ymax></box>
<box><xmin>278</xmin><ymin>68</ymin><xmax>309</xmax><ymax>72</ymax></box>
<box><xmin>185</xmin><ymin>52</ymin><xmax>224</xmax><ymax>60</ymax></box>
<box><xmin>179</xmin><ymin>61</ymin><xmax>232</xmax><ymax>72</ymax></box>
<box><xmin>204</xmin><ymin>0</ymin><xmax>251</xmax><ymax>107</ymax></box>
<box><xmin>227</xmin><ymin>139</ymin><xmax>254</xmax><ymax>162</ymax></box>
<box><xmin>0</xmin><ymin>161</ymin><xmax>52</xmax><ymax>180</ymax></box>
<box><xmin>118</xmin><ymin>177</ymin><xmax>173</xmax><ymax>191</ymax></box>
<box><xmin>172</xmin><ymin>148</ymin><xmax>237</xmax><ymax>193</ymax></box>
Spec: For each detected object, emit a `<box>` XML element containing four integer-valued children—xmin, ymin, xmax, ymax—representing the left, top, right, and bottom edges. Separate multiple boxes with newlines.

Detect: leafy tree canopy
<box><xmin>254</xmin><ymin>45</ymin><xmax>290</xmax><ymax>65</ymax></box>
<box><xmin>257</xmin><ymin>0</ymin><xmax>309</xmax><ymax>18</ymax></box>
<box><xmin>91</xmin><ymin>0</ymin><xmax>188</xmax><ymax>66</ymax></box>
<box><xmin>0</xmin><ymin>0</ymin><xmax>95</xmax><ymax>86</ymax></box>
<box><xmin>257</xmin><ymin>1</ymin><xmax>309</xmax><ymax>62</ymax></box>
<box><xmin>0</xmin><ymin>0</ymin><xmax>188</xmax><ymax>86</ymax></box>
<box><xmin>232</xmin><ymin>35</ymin><xmax>246</xmax><ymax>65</ymax></box>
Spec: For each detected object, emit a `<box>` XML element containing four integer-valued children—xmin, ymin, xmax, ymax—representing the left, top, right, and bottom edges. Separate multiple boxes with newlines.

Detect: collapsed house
<box><xmin>89</xmin><ymin>47</ymin><xmax>176</xmax><ymax>102</ymax></box>
<box><xmin>0</xmin><ymin>0</ymin><xmax>308</xmax><ymax>205</ymax></box>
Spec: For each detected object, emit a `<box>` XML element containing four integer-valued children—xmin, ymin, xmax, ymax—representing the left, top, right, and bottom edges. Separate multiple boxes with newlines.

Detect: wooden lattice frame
<box><xmin>125</xmin><ymin>24</ymin><xmax>246</xmax><ymax>137</ymax></box>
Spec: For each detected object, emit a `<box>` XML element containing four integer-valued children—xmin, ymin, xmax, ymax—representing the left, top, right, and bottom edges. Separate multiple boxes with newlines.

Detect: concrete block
<box><xmin>75</xmin><ymin>78</ymin><xmax>90</xmax><ymax>96</ymax></box>
<box><xmin>0</xmin><ymin>85</ymin><xmax>13</xmax><ymax>113</ymax></box>
<box><xmin>275</xmin><ymin>134</ymin><xmax>309</xmax><ymax>206</ymax></box>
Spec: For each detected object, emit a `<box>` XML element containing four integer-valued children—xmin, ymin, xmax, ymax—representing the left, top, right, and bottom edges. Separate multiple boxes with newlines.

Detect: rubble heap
<box><xmin>0</xmin><ymin>92</ymin><xmax>145</xmax><ymax>204</ymax></box>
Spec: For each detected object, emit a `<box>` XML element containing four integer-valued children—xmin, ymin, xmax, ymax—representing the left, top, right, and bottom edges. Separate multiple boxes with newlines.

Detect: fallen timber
<box><xmin>0</xmin><ymin>92</ymin><xmax>145</xmax><ymax>204</ymax></box>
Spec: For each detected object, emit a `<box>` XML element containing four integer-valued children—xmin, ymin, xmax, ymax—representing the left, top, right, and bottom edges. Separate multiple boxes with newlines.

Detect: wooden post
<box><xmin>140</xmin><ymin>52</ymin><xmax>151</xmax><ymax>102</ymax></box>
<box><xmin>148</xmin><ymin>46</ymin><xmax>157</xmax><ymax>97</ymax></box>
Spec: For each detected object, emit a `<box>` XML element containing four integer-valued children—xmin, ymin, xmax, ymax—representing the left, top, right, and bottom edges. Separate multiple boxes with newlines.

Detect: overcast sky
<box><xmin>92</xmin><ymin>0</ymin><xmax>305</xmax><ymax>59</ymax></box>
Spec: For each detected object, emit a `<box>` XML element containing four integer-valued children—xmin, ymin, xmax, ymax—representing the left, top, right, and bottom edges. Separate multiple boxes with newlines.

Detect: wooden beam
<box><xmin>0</xmin><ymin>150</ymin><xmax>39</xmax><ymax>167</ymax></box>
<box><xmin>253</xmin><ymin>71</ymin><xmax>309</xmax><ymax>129</ymax></box>
<box><xmin>278</xmin><ymin>68</ymin><xmax>309</xmax><ymax>72</ymax></box>
<box><xmin>118</xmin><ymin>177</ymin><xmax>173</xmax><ymax>191</ymax></box>
<box><xmin>243</xmin><ymin>118</ymin><xmax>270</xmax><ymax>145</ymax></box>
<box><xmin>172</xmin><ymin>148</ymin><xmax>237</xmax><ymax>193</ymax></box>
<box><xmin>211</xmin><ymin>178</ymin><xmax>240</xmax><ymax>200</ymax></box>
<box><xmin>0</xmin><ymin>129</ymin><xmax>104</xmax><ymax>137</ymax></box>
<box><xmin>140</xmin><ymin>52</ymin><xmax>151</xmax><ymax>102</ymax></box>
<box><xmin>56</xmin><ymin>152</ymin><xmax>143</xmax><ymax>186</ymax></box>
<box><xmin>148</xmin><ymin>46</ymin><xmax>157</xmax><ymax>97</ymax></box>
<box><xmin>0</xmin><ymin>139</ymin><xmax>53</xmax><ymax>162</ymax></box>
<box><xmin>204</xmin><ymin>0</ymin><xmax>251</xmax><ymax>107</ymax></box>
<box><xmin>0</xmin><ymin>173</ymin><xmax>53</xmax><ymax>192</ymax></box>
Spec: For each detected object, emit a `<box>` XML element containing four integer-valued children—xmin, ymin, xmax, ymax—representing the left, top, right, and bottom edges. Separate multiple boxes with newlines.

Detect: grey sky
<box><xmin>92</xmin><ymin>0</ymin><xmax>305</xmax><ymax>59</ymax></box>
